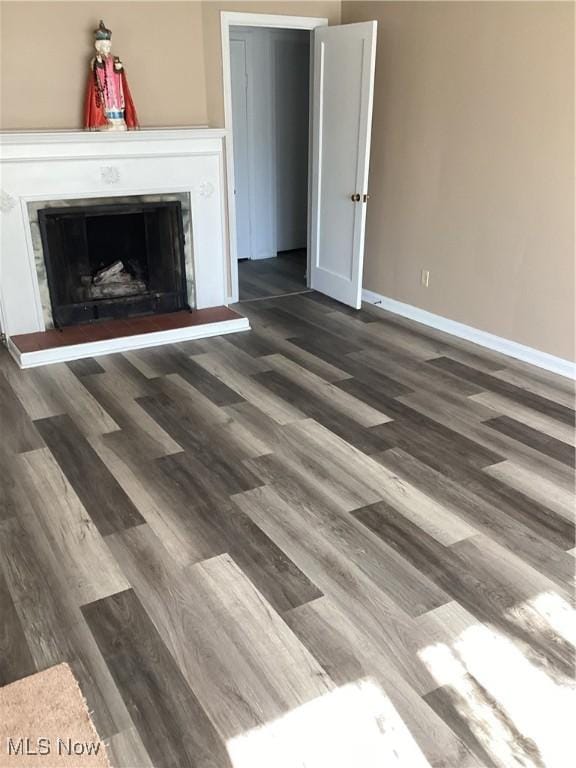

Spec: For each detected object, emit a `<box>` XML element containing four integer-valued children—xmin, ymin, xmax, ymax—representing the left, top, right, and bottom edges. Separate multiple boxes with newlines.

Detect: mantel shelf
<box><xmin>0</xmin><ymin>127</ymin><xmax>228</xmax><ymax>146</ymax></box>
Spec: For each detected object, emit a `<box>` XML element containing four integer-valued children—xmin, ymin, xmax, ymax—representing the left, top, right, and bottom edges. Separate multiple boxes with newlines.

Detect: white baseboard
<box><xmin>8</xmin><ymin>316</ymin><xmax>250</xmax><ymax>369</ymax></box>
<box><xmin>361</xmin><ymin>289</ymin><xmax>576</xmax><ymax>380</ymax></box>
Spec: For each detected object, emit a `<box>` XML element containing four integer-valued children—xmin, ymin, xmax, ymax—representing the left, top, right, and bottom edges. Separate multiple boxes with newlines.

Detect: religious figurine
<box><xmin>84</xmin><ymin>20</ymin><xmax>138</xmax><ymax>131</ymax></box>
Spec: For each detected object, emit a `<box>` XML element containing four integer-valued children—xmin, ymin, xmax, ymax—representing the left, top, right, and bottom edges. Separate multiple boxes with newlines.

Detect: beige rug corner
<box><xmin>0</xmin><ymin>663</ymin><xmax>110</xmax><ymax>767</ymax></box>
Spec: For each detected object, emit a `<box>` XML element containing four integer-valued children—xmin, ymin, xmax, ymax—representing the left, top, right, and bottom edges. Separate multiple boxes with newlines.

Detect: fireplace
<box><xmin>1</xmin><ymin>129</ymin><xmax>248</xmax><ymax>368</ymax></box>
<box><xmin>38</xmin><ymin>200</ymin><xmax>189</xmax><ymax>327</ymax></box>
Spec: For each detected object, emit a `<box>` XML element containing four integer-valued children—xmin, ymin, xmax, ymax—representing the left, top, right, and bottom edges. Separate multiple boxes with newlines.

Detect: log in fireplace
<box><xmin>38</xmin><ymin>200</ymin><xmax>189</xmax><ymax>327</ymax></box>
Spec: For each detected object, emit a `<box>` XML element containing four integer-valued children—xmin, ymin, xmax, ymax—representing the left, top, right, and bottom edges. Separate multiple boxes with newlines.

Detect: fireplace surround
<box><xmin>0</xmin><ymin>129</ymin><xmax>249</xmax><ymax>367</ymax></box>
<box><xmin>38</xmin><ymin>197</ymin><xmax>190</xmax><ymax>327</ymax></box>
<box><xmin>28</xmin><ymin>191</ymin><xmax>197</xmax><ymax>330</ymax></box>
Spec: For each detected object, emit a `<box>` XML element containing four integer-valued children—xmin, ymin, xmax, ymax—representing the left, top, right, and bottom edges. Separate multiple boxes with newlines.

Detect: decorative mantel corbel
<box><xmin>0</xmin><ymin>190</ymin><xmax>17</xmax><ymax>214</ymax></box>
<box><xmin>198</xmin><ymin>181</ymin><xmax>215</xmax><ymax>198</ymax></box>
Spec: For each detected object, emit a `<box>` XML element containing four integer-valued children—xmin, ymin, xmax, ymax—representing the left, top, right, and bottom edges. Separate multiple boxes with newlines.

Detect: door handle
<box><xmin>363</xmin><ymin>193</ymin><xmax>370</xmax><ymax>203</ymax></box>
<box><xmin>350</xmin><ymin>193</ymin><xmax>361</xmax><ymax>202</ymax></box>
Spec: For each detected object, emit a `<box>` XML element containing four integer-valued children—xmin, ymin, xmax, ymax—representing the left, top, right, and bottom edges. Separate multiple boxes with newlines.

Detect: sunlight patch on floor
<box><xmin>419</xmin><ymin>592</ymin><xmax>576</xmax><ymax>768</ymax></box>
<box><xmin>226</xmin><ymin>678</ymin><xmax>432</xmax><ymax>768</ymax></box>
<box><xmin>529</xmin><ymin>590</ymin><xmax>576</xmax><ymax>646</ymax></box>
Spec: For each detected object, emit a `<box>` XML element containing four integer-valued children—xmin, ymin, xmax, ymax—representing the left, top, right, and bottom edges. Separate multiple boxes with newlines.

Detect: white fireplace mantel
<box><xmin>0</xmin><ymin>128</ymin><xmax>232</xmax><ymax>337</ymax></box>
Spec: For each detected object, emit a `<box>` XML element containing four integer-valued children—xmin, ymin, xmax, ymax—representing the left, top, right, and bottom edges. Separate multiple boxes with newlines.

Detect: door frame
<box><xmin>229</xmin><ymin>32</ymin><xmax>254</xmax><ymax>263</ymax></box>
<box><xmin>221</xmin><ymin>11</ymin><xmax>328</xmax><ymax>303</ymax></box>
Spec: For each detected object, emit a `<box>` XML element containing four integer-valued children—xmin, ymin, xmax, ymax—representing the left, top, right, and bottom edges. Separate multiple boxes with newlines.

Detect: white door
<box><xmin>230</xmin><ymin>38</ymin><xmax>252</xmax><ymax>260</ymax></box>
<box><xmin>309</xmin><ymin>21</ymin><xmax>377</xmax><ymax>308</ymax></box>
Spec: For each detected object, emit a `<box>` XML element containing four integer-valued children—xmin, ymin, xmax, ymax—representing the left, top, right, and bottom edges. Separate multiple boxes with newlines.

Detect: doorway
<box><xmin>229</xmin><ymin>25</ymin><xmax>311</xmax><ymax>301</ymax></box>
<box><xmin>222</xmin><ymin>12</ymin><xmax>377</xmax><ymax>309</ymax></box>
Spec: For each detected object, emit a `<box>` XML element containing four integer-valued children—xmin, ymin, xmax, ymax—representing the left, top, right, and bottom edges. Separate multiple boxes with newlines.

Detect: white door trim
<box><xmin>221</xmin><ymin>11</ymin><xmax>328</xmax><ymax>303</ymax></box>
<box><xmin>229</xmin><ymin>33</ymin><xmax>254</xmax><ymax>262</ymax></box>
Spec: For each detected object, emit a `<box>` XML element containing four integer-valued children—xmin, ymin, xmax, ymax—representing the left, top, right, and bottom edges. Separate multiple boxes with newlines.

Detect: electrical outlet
<box><xmin>421</xmin><ymin>269</ymin><xmax>430</xmax><ymax>288</ymax></box>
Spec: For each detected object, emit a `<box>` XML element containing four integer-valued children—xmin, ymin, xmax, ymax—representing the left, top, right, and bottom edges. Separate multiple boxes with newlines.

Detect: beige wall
<box><xmin>0</xmin><ymin>1</ymin><xmax>339</xmax><ymax>131</ymax></box>
<box><xmin>343</xmin><ymin>1</ymin><xmax>575</xmax><ymax>362</ymax></box>
<box><xmin>0</xmin><ymin>2</ymin><xmax>209</xmax><ymax>129</ymax></box>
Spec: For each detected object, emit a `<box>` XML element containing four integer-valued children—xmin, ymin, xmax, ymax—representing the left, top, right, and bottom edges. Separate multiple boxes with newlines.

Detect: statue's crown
<box><xmin>94</xmin><ymin>20</ymin><xmax>112</xmax><ymax>41</ymax></box>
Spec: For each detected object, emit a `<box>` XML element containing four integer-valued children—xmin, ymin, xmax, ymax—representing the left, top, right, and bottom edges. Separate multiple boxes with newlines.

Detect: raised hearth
<box><xmin>9</xmin><ymin>307</ymin><xmax>249</xmax><ymax>368</ymax></box>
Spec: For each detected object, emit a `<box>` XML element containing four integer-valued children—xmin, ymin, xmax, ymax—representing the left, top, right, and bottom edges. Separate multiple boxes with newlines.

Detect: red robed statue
<box><xmin>84</xmin><ymin>20</ymin><xmax>138</xmax><ymax>131</ymax></box>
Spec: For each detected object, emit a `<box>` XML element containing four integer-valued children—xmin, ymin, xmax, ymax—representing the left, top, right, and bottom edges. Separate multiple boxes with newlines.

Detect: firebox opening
<box><xmin>39</xmin><ymin>201</ymin><xmax>189</xmax><ymax>328</ymax></box>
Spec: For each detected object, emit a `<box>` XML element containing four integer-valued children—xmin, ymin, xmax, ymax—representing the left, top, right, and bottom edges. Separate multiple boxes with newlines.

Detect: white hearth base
<box><xmin>8</xmin><ymin>315</ymin><xmax>250</xmax><ymax>369</ymax></box>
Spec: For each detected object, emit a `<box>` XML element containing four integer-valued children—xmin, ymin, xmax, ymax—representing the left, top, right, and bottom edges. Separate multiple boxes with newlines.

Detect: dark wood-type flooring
<box><xmin>1</xmin><ymin>291</ymin><xmax>575</xmax><ymax>768</ymax></box>
<box><xmin>238</xmin><ymin>249</ymin><xmax>308</xmax><ymax>301</ymax></box>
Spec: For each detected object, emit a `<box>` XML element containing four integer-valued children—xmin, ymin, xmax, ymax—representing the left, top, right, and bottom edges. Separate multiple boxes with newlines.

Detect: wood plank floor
<box><xmin>238</xmin><ymin>249</ymin><xmax>308</xmax><ymax>301</ymax></box>
<box><xmin>0</xmin><ymin>291</ymin><xmax>574</xmax><ymax>768</ymax></box>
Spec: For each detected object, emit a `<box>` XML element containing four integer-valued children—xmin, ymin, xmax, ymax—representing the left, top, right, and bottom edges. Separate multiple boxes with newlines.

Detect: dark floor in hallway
<box><xmin>0</xmin><ymin>291</ymin><xmax>574</xmax><ymax>767</ymax></box>
<box><xmin>238</xmin><ymin>249</ymin><xmax>308</xmax><ymax>301</ymax></box>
